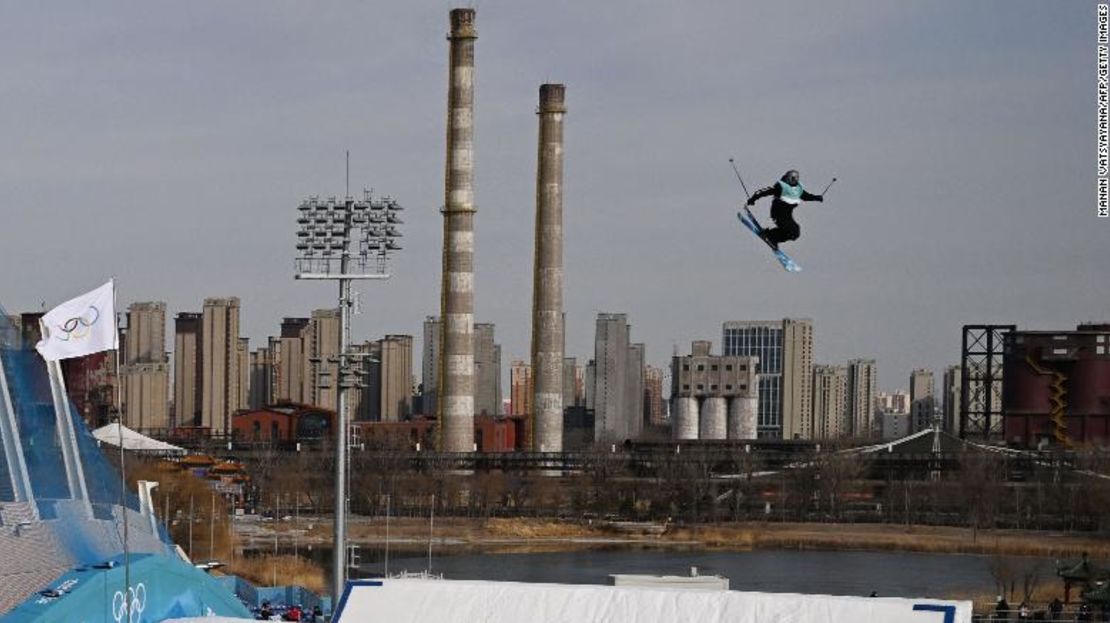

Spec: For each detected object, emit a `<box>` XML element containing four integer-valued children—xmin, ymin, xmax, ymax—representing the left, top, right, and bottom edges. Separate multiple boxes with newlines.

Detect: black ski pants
<box><xmin>764</xmin><ymin>202</ymin><xmax>800</xmax><ymax>244</ymax></box>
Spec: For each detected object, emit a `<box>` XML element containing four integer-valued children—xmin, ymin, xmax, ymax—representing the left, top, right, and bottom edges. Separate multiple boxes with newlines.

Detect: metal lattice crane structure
<box><xmin>959</xmin><ymin>325</ymin><xmax>1014</xmax><ymax>441</ymax></box>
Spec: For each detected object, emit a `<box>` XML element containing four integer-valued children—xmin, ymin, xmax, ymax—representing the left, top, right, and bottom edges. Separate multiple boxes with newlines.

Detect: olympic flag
<box><xmin>35</xmin><ymin>280</ymin><xmax>118</xmax><ymax>362</ymax></box>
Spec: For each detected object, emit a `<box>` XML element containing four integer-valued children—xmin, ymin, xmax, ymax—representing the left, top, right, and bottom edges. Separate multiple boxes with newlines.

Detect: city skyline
<box><xmin>29</xmin><ymin>291</ymin><xmax>1085</xmax><ymax>402</ymax></box>
<box><xmin>0</xmin><ymin>2</ymin><xmax>1103</xmax><ymax>392</ymax></box>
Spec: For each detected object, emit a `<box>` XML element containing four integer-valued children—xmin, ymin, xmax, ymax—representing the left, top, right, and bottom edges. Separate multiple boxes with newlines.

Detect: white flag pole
<box><xmin>111</xmin><ymin>278</ymin><xmax>131</xmax><ymax>622</ymax></box>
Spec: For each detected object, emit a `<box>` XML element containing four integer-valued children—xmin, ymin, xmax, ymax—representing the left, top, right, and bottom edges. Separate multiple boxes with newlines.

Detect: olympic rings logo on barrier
<box><xmin>54</xmin><ymin>306</ymin><xmax>100</xmax><ymax>342</ymax></box>
<box><xmin>111</xmin><ymin>583</ymin><xmax>146</xmax><ymax>623</ymax></box>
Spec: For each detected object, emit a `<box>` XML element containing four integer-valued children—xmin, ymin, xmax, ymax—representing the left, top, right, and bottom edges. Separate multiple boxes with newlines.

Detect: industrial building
<box><xmin>1003</xmin><ymin>323</ymin><xmax>1110</xmax><ymax>447</ymax></box>
<box><xmin>670</xmin><ymin>341</ymin><xmax>758</xmax><ymax>440</ymax></box>
<box><xmin>346</xmin><ymin>414</ymin><xmax>522</xmax><ymax>452</ymax></box>
<box><xmin>233</xmin><ymin>403</ymin><xmax>335</xmax><ymax>443</ymax></box>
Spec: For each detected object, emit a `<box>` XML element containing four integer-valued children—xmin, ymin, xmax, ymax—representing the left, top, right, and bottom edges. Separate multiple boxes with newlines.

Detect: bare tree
<box><xmin>815</xmin><ymin>451</ymin><xmax>871</xmax><ymax>520</ymax></box>
<box><xmin>958</xmin><ymin>451</ymin><xmax>1005</xmax><ymax>541</ymax></box>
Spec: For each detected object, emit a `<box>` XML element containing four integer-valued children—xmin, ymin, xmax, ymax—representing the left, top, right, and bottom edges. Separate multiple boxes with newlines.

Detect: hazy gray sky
<box><xmin>1</xmin><ymin>1</ymin><xmax>1105</xmax><ymax>391</ymax></box>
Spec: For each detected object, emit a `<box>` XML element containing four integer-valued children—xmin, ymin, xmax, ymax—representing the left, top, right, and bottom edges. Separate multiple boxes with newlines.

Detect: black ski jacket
<box><xmin>747</xmin><ymin>182</ymin><xmax>822</xmax><ymax>209</ymax></box>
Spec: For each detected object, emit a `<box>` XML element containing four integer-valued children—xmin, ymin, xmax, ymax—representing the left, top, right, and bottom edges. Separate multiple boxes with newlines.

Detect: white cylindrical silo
<box><xmin>728</xmin><ymin>397</ymin><xmax>758</xmax><ymax>439</ymax></box>
<box><xmin>672</xmin><ymin>396</ymin><xmax>699</xmax><ymax>440</ymax></box>
<box><xmin>700</xmin><ymin>396</ymin><xmax>727</xmax><ymax>440</ymax></box>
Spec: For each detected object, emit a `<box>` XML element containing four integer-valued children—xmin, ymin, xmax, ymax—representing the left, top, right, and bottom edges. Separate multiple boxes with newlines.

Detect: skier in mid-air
<box><xmin>745</xmin><ymin>169</ymin><xmax>823</xmax><ymax>250</ymax></box>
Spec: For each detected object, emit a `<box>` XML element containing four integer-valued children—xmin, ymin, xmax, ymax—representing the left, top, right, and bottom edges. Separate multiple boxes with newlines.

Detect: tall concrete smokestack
<box><xmin>531</xmin><ymin>84</ymin><xmax>566</xmax><ymax>452</ymax></box>
<box><xmin>439</xmin><ymin>8</ymin><xmax>478</xmax><ymax>453</ymax></box>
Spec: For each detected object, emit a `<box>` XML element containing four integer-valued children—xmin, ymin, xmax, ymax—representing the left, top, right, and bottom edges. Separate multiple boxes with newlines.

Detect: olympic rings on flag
<box><xmin>55</xmin><ymin>306</ymin><xmax>100</xmax><ymax>342</ymax></box>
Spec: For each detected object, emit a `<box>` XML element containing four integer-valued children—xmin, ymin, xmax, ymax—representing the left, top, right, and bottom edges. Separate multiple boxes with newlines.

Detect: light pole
<box><xmin>294</xmin><ymin>190</ymin><xmax>403</xmax><ymax>604</ymax></box>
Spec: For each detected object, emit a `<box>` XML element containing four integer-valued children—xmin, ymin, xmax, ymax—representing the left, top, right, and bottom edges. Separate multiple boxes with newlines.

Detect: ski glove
<box><xmin>746</xmin><ymin>198</ymin><xmax>756</xmax><ymax>206</ymax></box>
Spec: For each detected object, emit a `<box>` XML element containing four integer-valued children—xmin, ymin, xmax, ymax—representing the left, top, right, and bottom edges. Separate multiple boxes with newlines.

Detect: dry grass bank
<box><xmin>339</xmin><ymin>516</ymin><xmax>604</xmax><ymax>542</ymax></box>
<box><xmin>245</xmin><ymin>517</ymin><xmax>1110</xmax><ymax>559</ymax></box>
<box><xmin>482</xmin><ymin>518</ymin><xmax>602</xmax><ymax>539</ymax></box>
<box><xmin>224</xmin><ymin>554</ymin><xmax>327</xmax><ymax>594</ymax></box>
<box><xmin>709</xmin><ymin>523</ymin><xmax>1110</xmax><ymax>558</ymax></box>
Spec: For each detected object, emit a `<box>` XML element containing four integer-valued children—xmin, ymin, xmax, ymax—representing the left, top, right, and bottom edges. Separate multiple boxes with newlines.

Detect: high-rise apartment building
<box><xmin>510</xmin><ymin>360</ymin><xmax>532</xmax><ymax>417</ymax></box>
<box><xmin>847</xmin><ymin>359</ymin><xmax>878</xmax><ymax>438</ymax></box>
<box><xmin>421</xmin><ymin>316</ymin><xmax>500</xmax><ymax>418</ymax></box>
<box><xmin>723</xmin><ymin>318</ymin><xmax>813</xmax><ymax>439</ymax></box>
<box><xmin>421</xmin><ymin>316</ymin><xmax>439</xmax><ymax>416</ymax></box>
<box><xmin>474</xmin><ymin>323</ymin><xmax>501</xmax><ymax>417</ymax></box>
<box><xmin>309</xmin><ymin>308</ymin><xmax>340</xmax><ymax>410</ymax></box>
<box><xmin>173</xmin><ymin>312</ymin><xmax>202</xmax><ymax>428</ymax></box>
<box><xmin>352</xmin><ymin>340</ymin><xmax>378</xmax><ymax>421</ymax></box>
<box><xmin>876</xmin><ymin>390</ymin><xmax>911</xmax><ymax>414</ymax></box>
<box><xmin>723</xmin><ymin>321</ymin><xmax>781</xmax><ymax>437</ymax></box>
<box><xmin>943</xmin><ymin>365</ymin><xmax>962</xmax><ymax>435</ymax></box>
<box><xmin>122</xmin><ymin>302</ymin><xmax>169</xmax><ymax>432</ymax></box>
<box><xmin>260</xmin><ymin>310</ymin><xmax>336</xmax><ymax>411</ymax></box>
<box><xmin>249</xmin><ymin>345</ymin><xmax>276</xmax><ymax>410</ymax></box>
<box><xmin>378</xmin><ymin>334</ymin><xmax>413</xmax><ymax>422</ymax></box>
<box><xmin>910</xmin><ymin>368</ymin><xmax>936</xmax><ymax>432</ymax></box>
<box><xmin>625</xmin><ymin>343</ymin><xmax>645</xmax><ymax>436</ymax></box>
<box><xmin>584</xmin><ymin>360</ymin><xmax>596</xmax><ymax>410</ymax></box>
<box><xmin>359</xmin><ymin>336</ymin><xmax>414</xmax><ymax>423</ymax></box>
<box><xmin>562</xmin><ymin>357</ymin><xmax>579</xmax><ymax>409</ymax></box>
<box><xmin>237</xmin><ymin>337</ymin><xmax>250</xmax><ymax>413</ymax></box>
<box><xmin>200</xmin><ymin>297</ymin><xmax>242</xmax><ymax>434</ymax></box>
<box><xmin>812</xmin><ymin>364</ymin><xmax>848</xmax><ymax>440</ymax></box>
<box><xmin>643</xmin><ymin>365</ymin><xmax>667</xmax><ymax>427</ymax></box>
<box><xmin>276</xmin><ymin>317</ymin><xmax>310</xmax><ymax>404</ymax></box>
<box><xmin>781</xmin><ymin>318</ymin><xmax>814</xmax><ymax>439</ymax></box>
<box><xmin>591</xmin><ymin>313</ymin><xmax>645</xmax><ymax>442</ymax></box>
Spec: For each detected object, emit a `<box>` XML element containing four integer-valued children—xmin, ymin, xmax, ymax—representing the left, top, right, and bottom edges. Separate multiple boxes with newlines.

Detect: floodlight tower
<box><xmin>294</xmin><ymin>189</ymin><xmax>403</xmax><ymax>603</ymax></box>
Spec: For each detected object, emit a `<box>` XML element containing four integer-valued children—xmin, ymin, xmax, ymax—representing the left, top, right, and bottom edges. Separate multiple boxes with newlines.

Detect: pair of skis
<box><xmin>737</xmin><ymin>208</ymin><xmax>801</xmax><ymax>273</ymax></box>
<box><xmin>729</xmin><ymin>158</ymin><xmax>836</xmax><ymax>273</ymax></box>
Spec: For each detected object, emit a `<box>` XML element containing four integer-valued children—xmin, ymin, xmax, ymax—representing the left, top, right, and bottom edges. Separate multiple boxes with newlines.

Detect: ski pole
<box><xmin>821</xmin><ymin>177</ymin><xmax>838</xmax><ymax>197</ymax></box>
<box><xmin>728</xmin><ymin>158</ymin><xmax>752</xmax><ymax>200</ymax></box>
<box><xmin>728</xmin><ymin>158</ymin><xmax>759</xmax><ymax>220</ymax></box>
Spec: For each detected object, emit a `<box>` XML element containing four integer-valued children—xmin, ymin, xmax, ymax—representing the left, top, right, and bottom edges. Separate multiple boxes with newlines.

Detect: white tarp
<box><xmin>92</xmin><ymin>423</ymin><xmax>186</xmax><ymax>455</ymax></box>
<box><xmin>336</xmin><ymin>579</ymin><xmax>971</xmax><ymax>623</ymax></box>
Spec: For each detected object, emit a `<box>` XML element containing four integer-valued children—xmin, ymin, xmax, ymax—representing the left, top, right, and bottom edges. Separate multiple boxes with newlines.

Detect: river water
<box><xmin>327</xmin><ymin>546</ymin><xmax>1051</xmax><ymax>599</ymax></box>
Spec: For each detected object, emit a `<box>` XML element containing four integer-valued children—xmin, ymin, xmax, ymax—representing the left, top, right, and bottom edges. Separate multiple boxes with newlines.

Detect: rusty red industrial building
<box><xmin>1003</xmin><ymin>323</ymin><xmax>1110</xmax><ymax>447</ymax></box>
<box><xmin>229</xmin><ymin>410</ymin><xmax>525</xmax><ymax>452</ymax></box>
<box><xmin>233</xmin><ymin>403</ymin><xmax>335</xmax><ymax>443</ymax></box>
